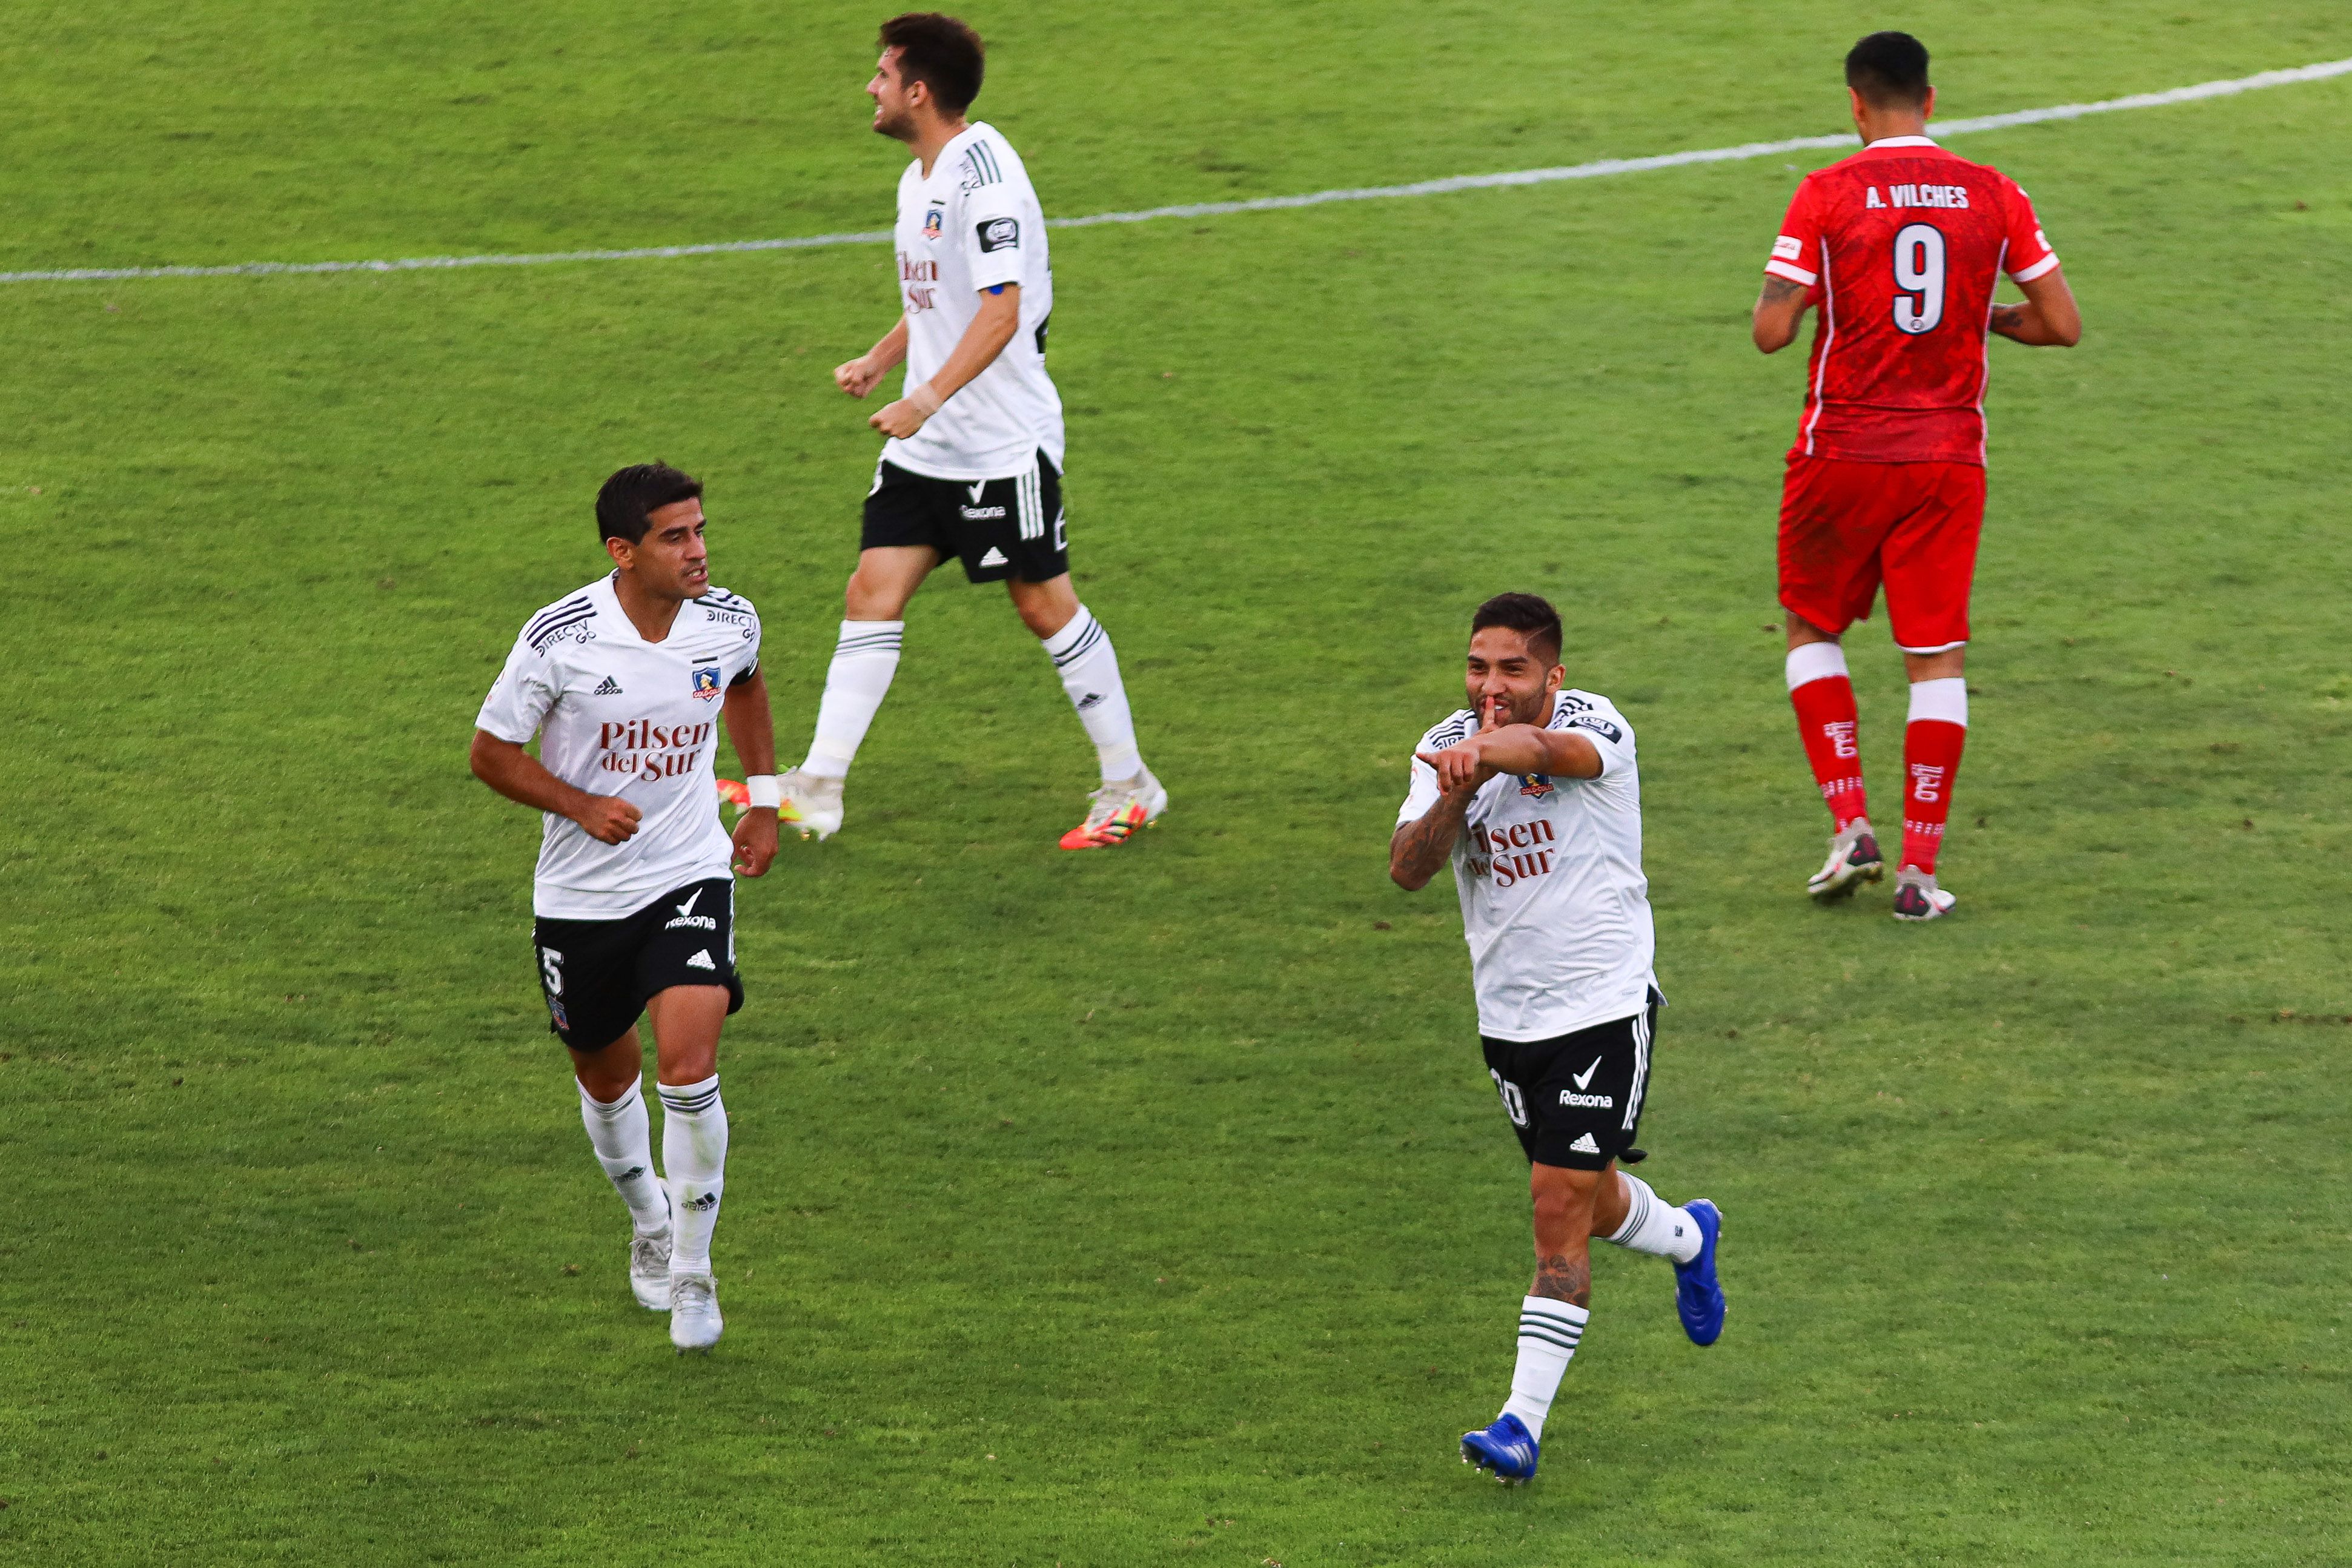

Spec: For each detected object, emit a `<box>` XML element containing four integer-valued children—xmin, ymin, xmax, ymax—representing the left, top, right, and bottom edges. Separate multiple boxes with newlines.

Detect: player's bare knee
<box><xmin>1530</xmin><ymin>1165</ymin><xmax>1601</xmax><ymax>1240</ymax></box>
<box><xmin>1785</xmin><ymin>611</ymin><xmax>1841</xmax><ymax>650</ymax></box>
<box><xmin>571</xmin><ymin>1038</ymin><xmax>641</xmax><ymax>1103</ymax></box>
<box><xmin>1903</xmin><ymin>647</ymin><xmax>1966</xmax><ymax>682</ymax></box>
<box><xmin>843</xmin><ymin>571</ymin><xmax>895</xmax><ymax>621</ymax></box>
<box><xmin>1008</xmin><ymin>575</ymin><xmax>1078</xmax><ymax>639</ymax></box>
<box><xmin>1015</xmin><ymin>601</ymin><xmax>1065</xmax><ymax>638</ymax></box>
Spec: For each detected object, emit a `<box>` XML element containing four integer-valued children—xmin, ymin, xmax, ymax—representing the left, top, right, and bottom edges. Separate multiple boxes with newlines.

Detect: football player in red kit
<box><xmin>1754</xmin><ymin>30</ymin><xmax>2081</xmax><ymax>921</ymax></box>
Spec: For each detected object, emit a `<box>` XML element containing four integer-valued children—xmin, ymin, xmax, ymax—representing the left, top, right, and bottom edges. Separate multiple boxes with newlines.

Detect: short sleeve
<box><xmin>1764</xmin><ymin>178</ymin><xmax>1824</xmax><ymax>287</ymax></box>
<box><xmin>1555</xmin><ymin>705</ymin><xmax>1635</xmax><ymax>777</ymax></box>
<box><xmin>1397</xmin><ymin>755</ymin><xmax>1442</xmax><ymax>829</ymax></box>
<box><xmin>729</xmin><ymin>610</ymin><xmax>764</xmax><ymax>686</ymax></box>
<box><xmin>961</xmin><ymin>164</ymin><xmax>1026</xmax><ymax>293</ymax></box>
<box><xmin>475</xmin><ymin>634</ymin><xmax>557</xmax><ymax>744</ymax></box>
<box><xmin>2001</xmin><ymin>178</ymin><xmax>2060</xmax><ymax>283</ymax></box>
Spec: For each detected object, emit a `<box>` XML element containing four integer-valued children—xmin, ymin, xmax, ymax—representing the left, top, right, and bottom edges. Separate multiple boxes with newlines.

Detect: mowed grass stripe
<box><xmin>1</xmin><ymin>55</ymin><xmax>2345</xmax><ymax>285</ymax></box>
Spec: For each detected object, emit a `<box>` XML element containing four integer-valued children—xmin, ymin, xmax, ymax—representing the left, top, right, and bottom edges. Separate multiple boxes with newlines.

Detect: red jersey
<box><xmin>1766</xmin><ymin>136</ymin><xmax>2058</xmax><ymax>466</ymax></box>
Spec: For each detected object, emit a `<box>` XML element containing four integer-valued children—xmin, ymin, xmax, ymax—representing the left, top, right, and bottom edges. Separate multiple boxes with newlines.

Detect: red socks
<box><xmin>1790</xmin><ymin>651</ymin><xmax>1972</xmax><ymax>874</ymax></box>
<box><xmin>1786</xmin><ymin>644</ymin><xmax>1869</xmax><ymax>831</ymax></box>
<box><xmin>1900</xmin><ymin>678</ymin><xmax>1969</xmax><ymax>874</ymax></box>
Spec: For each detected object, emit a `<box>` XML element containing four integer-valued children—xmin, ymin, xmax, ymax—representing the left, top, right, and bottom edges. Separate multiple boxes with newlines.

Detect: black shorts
<box><xmin>531</xmin><ymin>878</ymin><xmax>744</xmax><ymax>1052</ymax></box>
<box><xmin>1482</xmin><ymin>991</ymin><xmax>1662</xmax><ymax>1171</ymax></box>
<box><xmin>861</xmin><ymin>449</ymin><xmax>1069</xmax><ymax>584</ymax></box>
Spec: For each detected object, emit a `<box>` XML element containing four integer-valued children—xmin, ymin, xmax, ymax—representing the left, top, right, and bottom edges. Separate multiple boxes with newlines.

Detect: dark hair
<box><xmin>595</xmin><ymin>463</ymin><xmax>703</xmax><ymax>545</ymax></box>
<box><xmin>1469</xmin><ymin>592</ymin><xmax>1563</xmax><ymax>666</ymax></box>
<box><xmin>880</xmin><ymin>13</ymin><xmax>985</xmax><ymax>114</ymax></box>
<box><xmin>1846</xmin><ymin>30</ymin><xmax>1930</xmax><ymax>108</ymax></box>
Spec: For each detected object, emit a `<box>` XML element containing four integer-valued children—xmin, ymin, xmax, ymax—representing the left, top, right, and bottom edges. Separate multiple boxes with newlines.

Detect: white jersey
<box><xmin>475</xmin><ymin>574</ymin><xmax>762</xmax><ymax>920</ymax></box>
<box><xmin>1397</xmin><ymin>690</ymin><xmax>1657</xmax><ymax>1041</ymax></box>
<box><xmin>885</xmin><ymin>121</ymin><xmax>1064</xmax><ymax>481</ymax></box>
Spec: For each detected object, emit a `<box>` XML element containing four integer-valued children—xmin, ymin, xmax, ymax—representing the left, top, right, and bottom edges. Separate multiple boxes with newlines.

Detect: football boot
<box><xmin>1058</xmin><ymin>769</ymin><xmax>1168</xmax><ymax>851</ymax></box>
<box><xmin>1891</xmin><ymin>866</ymin><xmax>1957</xmax><ymax>922</ymax></box>
<box><xmin>777</xmin><ymin>769</ymin><xmax>844</xmax><ymax>841</ymax></box>
<box><xmin>1807</xmin><ymin>818</ymin><xmax>1885</xmax><ymax>902</ymax></box>
<box><xmin>629</xmin><ymin>1191</ymin><xmax>675</xmax><ymax>1311</ymax></box>
<box><xmin>1673</xmin><ymin>1198</ymin><xmax>1726</xmax><ymax>1346</ymax></box>
<box><xmin>1460</xmin><ymin>1412</ymin><xmax>1540</xmax><ymax>1485</ymax></box>
<box><xmin>669</xmin><ymin>1273</ymin><xmax>724</xmax><ymax>1352</ymax></box>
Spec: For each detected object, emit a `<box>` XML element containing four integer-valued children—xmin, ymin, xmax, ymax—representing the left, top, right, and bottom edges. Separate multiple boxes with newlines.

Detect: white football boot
<box><xmin>1890</xmin><ymin>865</ymin><xmax>1957</xmax><ymax>922</ymax></box>
<box><xmin>669</xmin><ymin>1273</ymin><xmax>724</xmax><ymax>1352</ymax></box>
<box><xmin>777</xmin><ymin>769</ymin><xmax>845</xmax><ymax>841</ymax></box>
<box><xmin>1058</xmin><ymin>769</ymin><xmax>1169</xmax><ymax>851</ymax></box>
<box><xmin>628</xmin><ymin>1194</ymin><xmax>675</xmax><ymax>1311</ymax></box>
<box><xmin>1807</xmin><ymin>816</ymin><xmax>1886</xmax><ymax>902</ymax></box>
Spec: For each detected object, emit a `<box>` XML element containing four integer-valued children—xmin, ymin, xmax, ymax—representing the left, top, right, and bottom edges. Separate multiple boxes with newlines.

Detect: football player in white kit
<box><xmin>780</xmin><ymin>12</ymin><xmax>1165</xmax><ymax>851</ymax></box>
<box><xmin>470</xmin><ymin>463</ymin><xmax>780</xmax><ymax>1352</ymax></box>
<box><xmin>1390</xmin><ymin>594</ymin><xmax>1728</xmax><ymax>1484</ymax></box>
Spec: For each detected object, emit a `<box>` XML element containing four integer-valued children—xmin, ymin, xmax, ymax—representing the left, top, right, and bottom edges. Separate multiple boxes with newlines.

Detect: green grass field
<box><xmin>4</xmin><ymin>3</ymin><xmax>2350</xmax><ymax>1563</ymax></box>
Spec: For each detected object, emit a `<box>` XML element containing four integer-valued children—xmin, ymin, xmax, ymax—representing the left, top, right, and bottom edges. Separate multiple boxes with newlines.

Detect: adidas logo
<box><xmin>978</xmin><ymin>546</ymin><xmax>1009</xmax><ymax>567</ymax></box>
<box><xmin>592</xmin><ymin>675</ymin><xmax>623</xmax><ymax>695</ymax></box>
<box><xmin>683</xmin><ymin>1191</ymin><xmax>719</xmax><ymax>1212</ymax></box>
<box><xmin>1076</xmin><ymin>692</ymin><xmax>1104</xmax><ymax>710</ymax></box>
<box><xmin>620</xmin><ymin>1166</ymin><xmax>646</xmax><ymax>1181</ymax></box>
<box><xmin>686</xmin><ymin>949</ymin><xmax>716</xmax><ymax>971</ymax></box>
<box><xmin>1569</xmin><ymin>1133</ymin><xmax>1602</xmax><ymax>1155</ymax></box>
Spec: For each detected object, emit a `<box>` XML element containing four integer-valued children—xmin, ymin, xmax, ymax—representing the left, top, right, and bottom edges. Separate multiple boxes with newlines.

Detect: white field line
<box><xmin>5</xmin><ymin>56</ymin><xmax>2346</xmax><ymax>286</ymax></box>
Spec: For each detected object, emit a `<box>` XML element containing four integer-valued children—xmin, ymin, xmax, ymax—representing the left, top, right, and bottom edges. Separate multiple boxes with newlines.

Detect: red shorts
<box><xmin>1777</xmin><ymin>456</ymin><xmax>1986</xmax><ymax>652</ymax></box>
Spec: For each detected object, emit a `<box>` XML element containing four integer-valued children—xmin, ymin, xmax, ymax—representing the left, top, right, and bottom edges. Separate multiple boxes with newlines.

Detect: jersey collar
<box><xmin>1862</xmin><ymin>134</ymin><xmax>1940</xmax><ymax>150</ymax></box>
<box><xmin>926</xmin><ymin>121</ymin><xmax>989</xmax><ymax>180</ymax></box>
<box><xmin>589</xmin><ymin>571</ymin><xmax>686</xmax><ymax>649</ymax></box>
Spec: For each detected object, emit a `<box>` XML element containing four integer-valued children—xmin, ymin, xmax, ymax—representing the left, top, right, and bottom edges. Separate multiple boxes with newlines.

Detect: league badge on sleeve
<box><xmin>692</xmin><ymin>665</ymin><xmax>723</xmax><ymax>701</ymax></box>
<box><xmin>977</xmin><ymin>217</ymin><xmax>1019</xmax><ymax>253</ymax></box>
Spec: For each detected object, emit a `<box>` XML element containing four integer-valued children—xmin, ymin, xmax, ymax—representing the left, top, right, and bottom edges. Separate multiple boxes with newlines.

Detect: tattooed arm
<box><xmin>1989</xmin><ymin>265</ymin><xmax>2082</xmax><ymax>346</ymax></box>
<box><xmin>1390</xmin><ymin>784</ymin><xmax>1474</xmax><ymax>892</ymax></box>
<box><xmin>1752</xmin><ymin>274</ymin><xmax>1812</xmax><ymax>353</ymax></box>
<box><xmin>1393</xmin><ymin>701</ymin><xmax>1508</xmax><ymax>890</ymax></box>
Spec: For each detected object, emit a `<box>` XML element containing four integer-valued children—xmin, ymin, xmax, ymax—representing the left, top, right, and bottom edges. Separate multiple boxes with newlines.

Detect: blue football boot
<box><xmin>1674</xmin><ymin>1197</ymin><xmax>1726</xmax><ymax>1346</ymax></box>
<box><xmin>1459</xmin><ymin>1412</ymin><xmax>1540</xmax><ymax>1484</ymax></box>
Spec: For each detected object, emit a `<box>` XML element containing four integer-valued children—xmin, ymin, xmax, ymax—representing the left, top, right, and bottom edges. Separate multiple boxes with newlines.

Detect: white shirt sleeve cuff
<box><xmin>2009</xmin><ymin>251</ymin><xmax>2061</xmax><ymax>283</ymax></box>
<box><xmin>1763</xmin><ymin>258</ymin><xmax>1818</xmax><ymax>286</ymax></box>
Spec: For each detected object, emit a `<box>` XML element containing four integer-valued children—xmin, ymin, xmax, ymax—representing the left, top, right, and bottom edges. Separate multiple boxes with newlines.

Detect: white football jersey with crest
<box><xmin>885</xmin><ymin>121</ymin><xmax>1064</xmax><ymax>480</ymax></box>
<box><xmin>476</xmin><ymin>574</ymin><xmax>761</xmax><ymax>919</ymax></box>
<box><xmin>1397</xmin><ymin>689</ymin><xmax>1657</xmax><ymax>1040</ymax></box>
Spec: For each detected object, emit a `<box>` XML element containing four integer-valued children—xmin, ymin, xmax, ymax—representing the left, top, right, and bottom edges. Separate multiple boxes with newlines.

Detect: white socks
<box><xmin>578</xmin><ymin>1080</ymin><xmax>671</xmax><ymax>1236</ymax></box>
<box><xmin>1605</xmin><ymin>1173</ymin><xmax>1704</xmax><ymax>1264</ymax></box>
<box><xmin>657</xmin><ymin>1076</ymin><xmax>728</xmax><ymax>1278</ymax></box>
<box><xmin>1501</xmin><ymin>1297</ymin><xmax>1588</xmax><ymax>1440</ymax></box>
<box><xmin>1042</xmin><ymin>604</ymin><xmax>1142</xmax><ymax>782</ymax></box>
<box><xmin>803</xmin><ymin>609</ymin><xmax>1144</xmax><ymax>786</ymax></box>
<box><xmin>1908</xmin><ymin>675</ymin><xmax>1969</xmax><ymax>727</ymax></box>
<box><xmin>802</xmin><ymin>620</ymin><xmax>904</xmax><ymax>780</ymax></box>
<box><xmin>1784</xmin><ymin>639</ymin><xmax>1851</xmax><ymax>690</ymax></box>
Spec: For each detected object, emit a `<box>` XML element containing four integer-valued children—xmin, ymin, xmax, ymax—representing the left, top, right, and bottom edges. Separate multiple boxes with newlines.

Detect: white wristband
<box><xmin>745</xmin><ymin>775</ymin><xmax>783</xmax><ymax>810</ymax></box>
